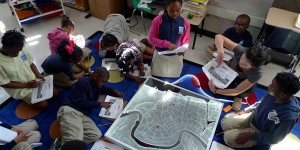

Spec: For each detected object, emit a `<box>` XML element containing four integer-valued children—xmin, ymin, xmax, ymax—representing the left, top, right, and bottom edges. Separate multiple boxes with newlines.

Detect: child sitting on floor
<box><xmin>116</xmin><ymin>41</ymin><xmax>146</xmax><ymax>84</ymax></box>
<box><xmin>42</xmin><ymin>40</ymin><xmax>89</xmax><ymax>88</ymax></box>
<box><xmin>48</xmin><ymin>15</ymin><xmax>91</xmax><ymax>57</ymax></box>
<box><xmin>206</xmin><ymin>14</ymin><xmax>253</xmax><ymax>61</ymax></box>
<box><xmin>0</xmin><ymin>30</ymin><xmax>59</xmax><ymax>109</ymax></box>
<box><xmin>0</xmin><ymin>119</ymin><xmax>41</xmax><ymax>150</ymax></box>
<box><xmin>99</xmin><ymin>14</ymin><xmax>153</xmax><ymax>60</ymax></box>
<box><xmin>57</xmin><ymin>67</ymin><xmax>124</xmax><ymax>145</ymax></box>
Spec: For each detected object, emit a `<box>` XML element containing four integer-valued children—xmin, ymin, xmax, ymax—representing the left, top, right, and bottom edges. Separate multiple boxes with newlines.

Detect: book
<box><xmin>99</xmin><ymin>96</ymin><xmax>124</xmax><ymax>120</ymax></box>
<box><xmin>203</xmin><ymin>58</ymin><xmax>238</xmax><ymax>89</ymax></box>
<box><xmin>129</xmin><ymin>64</ymin><xmax>151</xmax><ymax>78</ymax></box>
<box><xmin>158</xmin><ymin>46</ymin><xmax>185</xmax><ymax>55</ymax></box>
<box><xmin>102</xmin><ymin>58</ymin><xmax>118</xmax><ymax>71</ymax></box>
<box><xmin>91</xmin><ymin>140</ymin><xmax>124</xmax><ymax>150</ymax></box>
<box><xmin>295</xmin><ymin>14</ymin><xmax>300</xmax><ymax>29</ymax></box>
<box><xmin>0</xmin><ymin>126</ymin><xmax>17</xmax><ymax>145</ymax></box>
<box><xmin>213</xmin><ymin>48</ymin><xmax>234</xmax><ymax>61</ymax></box>
<box><xmin>31</xmin><ymin>75</ymin><xmax>53</xmax><ymax>104</ymax></box>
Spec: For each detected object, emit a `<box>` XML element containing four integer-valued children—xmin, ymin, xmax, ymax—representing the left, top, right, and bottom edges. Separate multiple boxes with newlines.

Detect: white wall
<box><xmin>207</xmin><ymin>0</ymin><xmax>274</xmax><ymax>27</ymax></box>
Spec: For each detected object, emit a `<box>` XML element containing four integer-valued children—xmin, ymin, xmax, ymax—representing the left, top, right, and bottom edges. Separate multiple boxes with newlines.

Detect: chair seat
<box><xmin>138</xmin><ymin>7</ymin><xmax>154</xmax><ymax>13</ymax></box>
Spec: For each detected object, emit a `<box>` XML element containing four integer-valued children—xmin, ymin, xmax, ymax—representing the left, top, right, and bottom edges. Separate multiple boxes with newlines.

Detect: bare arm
<box><xmin>209</xmin><ymin>79</ymin><xmax>254</xmax><ymax>96</ymax></box>
<box><xmin>2</xmin><ymin>81</ymin><xmax>38</xmax><ymax>89</ymax></box>
<box><xmin>215</xmin><ymin>34</ymin><xmax>238</xmax><ymax>65</ymax></box>
<box><xmin>30</xmin><ymin>63</ymin><xmax>44</xmax><ymax>79</ymax></box>
<box><xmin>71</xmin><ymin>71</ymin><xmax>86</xmax><ymax>80</ymax></box>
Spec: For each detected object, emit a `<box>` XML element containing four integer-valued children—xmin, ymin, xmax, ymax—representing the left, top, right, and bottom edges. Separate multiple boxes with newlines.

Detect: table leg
<box><xmin>200</xmin><ymin>17</ymin><xmax>205</xmax><ymax>37</ymax></box>
<box><xmin>255</xmin><ymin>23</ymin><xmax>266</xmax><ymax>46</ymax></box>
<box><xmin>192</xmin><ymin>25</ymin><xmax>198</xmax><ymax>49</ymax></box>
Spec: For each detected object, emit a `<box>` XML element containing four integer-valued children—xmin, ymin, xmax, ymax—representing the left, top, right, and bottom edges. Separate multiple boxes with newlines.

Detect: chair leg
<box><xmin>130</xmin><ymin>9</ymin><xmax>136</xmax><ymax>23</ymax></box>
<box><xmin>141</xmin><ymin>11</ymin><xmax>147</xmax><ymax>35</ymax></box>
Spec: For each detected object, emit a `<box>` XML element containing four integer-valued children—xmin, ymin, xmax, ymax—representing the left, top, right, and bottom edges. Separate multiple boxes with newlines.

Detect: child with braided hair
<box><xmin>116</xmin><ymin>41</ymin><xmax>145</xmax><ymax>84</ymax></box>
<box><xmin>42</xmin><ymin>40</ymin><xmax>89</xmax><ymax>88</ymax></box>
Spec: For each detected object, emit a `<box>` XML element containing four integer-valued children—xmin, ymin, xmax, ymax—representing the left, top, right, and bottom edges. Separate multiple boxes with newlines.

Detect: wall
<box><xmin>207</xmin><ymin>0</ymin><xmax>274</xmax><ymax>27</ymax></box>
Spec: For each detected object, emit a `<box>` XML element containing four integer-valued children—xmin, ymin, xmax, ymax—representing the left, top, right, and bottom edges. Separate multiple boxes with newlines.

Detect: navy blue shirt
<box><xmin>157</xmin><ymin>13</ymin><xmax>185</xmax><ymax>56</ymax></box>
<box><xmin>62</xmin><ymin>76</ymin><xmax>117</xmax><ymax>115</ymax></box>
<box><xmin>223</xmin><ymin>27</ymin><xmax>253</xmax><ymax>47</ymax></box>
<box><xmin>41</xmin><ymin>53</ymin><xmax>74</xmax><ymax>77</ymax></box>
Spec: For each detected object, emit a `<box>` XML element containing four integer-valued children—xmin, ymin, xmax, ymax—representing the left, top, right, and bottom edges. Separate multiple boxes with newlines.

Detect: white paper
<box><xmin>213</xmin><ymin>48</ymin><xmax>234</xmax><ymax>61</ymax></box>
<box><xmin>210</xmin><ymin>141</ymin><xmax>234</xmax><ymax>150</ymax></box>
<box><xmin>91</xmin><ymin>140</ymin><xmax>124</xmax><ymax>150</ymax></box>
<box><xmin>99</xmin><ymin>96</ymin><xmax>124</xmax><ymax>119</ymax></box>
<box><xmin>31</xmin><ymin>75</ymin><xmax>53</xmax><ymax>104</ymax></box>
<box><xmin>0</xmin><ymin>126</ymin><xmax>17</xmax><ymax>145</ymax></box>
<box><xmin>102</xmin><ymin>58</ymin><xmax>119</xmax><ymax>71</ymax></box>
<box><xmin>129</xmin><ymin>64</ymin><xmax>151</xmax><ymax>78</ymax></box>
<box><xmin>203</xmin><ymin>58</ymin><xmax>238</xmax><ymax>89</ymax></box>
<box><xmin>158</xmin><ymin>46</ymin><xmax>185</xmax><ymax>55</ymax></box>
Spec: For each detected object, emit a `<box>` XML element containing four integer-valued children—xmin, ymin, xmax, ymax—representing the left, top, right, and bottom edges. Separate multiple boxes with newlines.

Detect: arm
<box><xmin>148</xmin><ymin>16</ymin><xmax>170</xmax><ymax>48</ymax></box>
<box><xmin>100</xmin><ymin>85</ymin><xmax>122</xmax><ymax>98</ymax></box>
<box><xmin>252</xmin><ymin>120</ymin><xmax>296</xmax><ymax>144</ymax></box>
<box><xmin>30</xmin><ymin>63</ymin><xmax>44</xmax><ymax>80</ymax></box>
<box><xmin>209</xmin><ymin>79</ymin><xmax>254</xmax><ymax>96</ymax></box>
<box><xmin>70</xmin><ymin>71</ymin><xmax>86</xmax><ymax>80</ymax></box>
<box><xmin>215</xmin><ymin>34</ymin><xmax>238</xmax><ymax>65</ymax></box>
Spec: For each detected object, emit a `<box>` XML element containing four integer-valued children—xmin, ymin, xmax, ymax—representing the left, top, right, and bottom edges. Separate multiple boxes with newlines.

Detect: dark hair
<box><xmin>275</xmin><ymin>72</ymin><xmax>300</xmax><ymax>96</ymax></box>
<box><xmin>61</xmin><ymin>140</ymin><xmax>87</xmax><ymax>150</ymax></box>
<box><xmin>245</xmin><ymin>45</ymin><xmax>271</xmax><ymax>67</ymax></box>
<box><xmin>1</xmin><ymin>29</ymin><xmax>26</xmax><ymax>49</ymax></box>
<box><xmin>57</xmin><ymin>40</ymin><xmax>83</xmax><ymax>62</ymax></box>
<box><xmin>116</xmin><ymin>47</ymin><xmax>135</xmax><ymax>77</ymax></box>
<box><xmin>101</xmin><ymin>33</ymin><xmax>119</xmax><ymax>49</ymax></box>
<box><xmin>236</xmin><ymin>14</ymin><xmax>251</xmax><ymax>25</ymax></box>
<box><xmin>61</xmin><ymin>15</ymin><xmax>74</xmax><ymax>29</ymax></box>
<box><xmin>166</xmin><ymin>0</ymin><xmax>182</xmax><ymax>5</ymax></box>
<box><xmin>164</xmin><ymin>0</ymin><xmax>182</xmax><ymax>13</ymax></box>
<box><xmin>93</xmin><ymin>67</ymin><xmax>109</xmax><ymax>79</ymax></box>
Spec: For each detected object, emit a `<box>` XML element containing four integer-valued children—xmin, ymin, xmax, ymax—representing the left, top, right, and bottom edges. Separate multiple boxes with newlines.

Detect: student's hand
<box><xmin>235</xmin><ymin>132</ymin><xmax>253</xmax><ymax>145</ymax></box>
<box><xmin>113</xmin><ymin>90</ymin><xmax>124</xmax><ymax>99</ymax></box>
<box><xmin>85</xmin><ymin>67</ymin><xmax>91</xmax><ymax>73</ymax></box>
<box><xmin>208</xmin><ymin>80</ymin><xmax>217</xmax><ymax>93</ymax></box>
<box><xmin>215</xmin><ymin>52</ymin><xmax>224</xmax><ymax>66</ymax></box>
<box><xmin>26</xmin><ymin>80</ymin><xmax>40</xmax><ymax>88</ymax></box>
<box><xmin>36</xmin><ymin>74</ymin><xmax>45</xmax><ymax>81</ymax></box>
<box><xmin>12</xmin><ymin>128</ymin><xmax>25</xmax><ymax>135</ymax></box>
<box><xmin>14</xmin><ymin>132</ymin><xmax>29</xmax><ymax>143</ymax></box>
<box><xmin>168</xmin><ymin>43</ymin><xmax>177</xmax><ymax>50</ymax></box>
<box><xmin>177</xmin><ymin>52</ymin><xmax>185</xmax><ymax>56</ymax></box>
<box><xmin>139</xmin><ymin>70</ymin><xmax>145</xmax><ymax>76</ymax></box>
<box><xmin>132</xmin><ymin>76</ymin><xmax>143</xmax><ymax>84</ymax></box>
<box><xmin>101</xmin><ymin>102</ymin><xmax>112</xmax><ymax>109</ymax></box>
<box><xmin>235</xmin><ymin>110</ymin><xmax>246</xmax><ymax>115</ymax></box>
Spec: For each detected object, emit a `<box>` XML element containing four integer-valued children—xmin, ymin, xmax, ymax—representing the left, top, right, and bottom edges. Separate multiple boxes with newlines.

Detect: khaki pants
<box><xmin>151</xmin><ymin>50</ymin><xmax>183</xmax><ymax>78</ymax></box>
<box><xmin>57</xmin><ymin>106</ymin><xmax>101</xmax><ymax>144</ymax></box>
<box><xmin>221</xmin><ymin>112</ymin><xmax>259</xmax><ymax>148</ymax></box>
<box><xmin>11</xmin><ymin>119</ymin><xmax>41</xmax><ymax>150</ymax></box>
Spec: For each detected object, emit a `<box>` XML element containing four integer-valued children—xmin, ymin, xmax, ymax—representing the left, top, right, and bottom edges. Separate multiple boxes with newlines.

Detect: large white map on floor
<box><xmin>105</xmin><ymin>85</ymin><xmax>223</xmax><ymax>150</ymax></box>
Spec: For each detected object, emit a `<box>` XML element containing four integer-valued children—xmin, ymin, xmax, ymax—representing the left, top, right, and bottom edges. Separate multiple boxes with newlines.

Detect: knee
<box><xmin>13</xmin><ymin>142</ymin><xmax>31</xmax><ymax>150</ymax></box>
<box><xmin>221</xmin><ymin>117</ymin><xmax>231</xmax><ymax>131</ymax></box>
<box><xmin>27</xmin><ymin>119</ymin><xmax>39</xmax><ymax>129</ymax></box>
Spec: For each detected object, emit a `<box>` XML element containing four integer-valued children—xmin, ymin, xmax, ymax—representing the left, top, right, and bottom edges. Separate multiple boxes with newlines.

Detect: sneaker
<box><xmin>232</xmin><ymin>97</ymin><xmax>242</xmax><ymax>110</ymax></box>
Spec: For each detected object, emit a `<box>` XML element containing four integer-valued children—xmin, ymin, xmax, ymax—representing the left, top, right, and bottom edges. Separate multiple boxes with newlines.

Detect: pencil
<box><xmin>99</xmin><ymin>122</ymin><xmax>113</xmax><ymax>126</ymax></box>
<box><xmin>216</xmin><ymin>131</ymin><xmax>225</xmax><ymax>136</ymax></box>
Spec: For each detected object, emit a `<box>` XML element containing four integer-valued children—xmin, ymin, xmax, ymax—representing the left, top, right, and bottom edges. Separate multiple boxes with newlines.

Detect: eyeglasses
<box><xmin>234</xmin><ymin>23</ymin><xmax>249</xmax><ymax>29</ymax></box>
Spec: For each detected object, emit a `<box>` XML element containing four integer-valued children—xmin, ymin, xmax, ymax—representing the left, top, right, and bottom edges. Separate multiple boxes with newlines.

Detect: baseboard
<box><xmin>207</xmin><ymin>5</ymin><xmax>265</xmax><ymax>28</ymax></box>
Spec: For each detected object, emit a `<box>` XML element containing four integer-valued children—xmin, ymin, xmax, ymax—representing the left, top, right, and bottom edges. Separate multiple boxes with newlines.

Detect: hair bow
<box><xmin>65</xmin><ymin>40</ymin><xmax>75</xmax><ymax>54</ymax></box>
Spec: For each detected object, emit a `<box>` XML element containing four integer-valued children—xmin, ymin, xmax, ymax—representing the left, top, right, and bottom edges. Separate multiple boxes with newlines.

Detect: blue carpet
<box><xmin>1</xmin><ymin>31</ymin><xmax>299</xmax><ymax>150</ymax></box>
